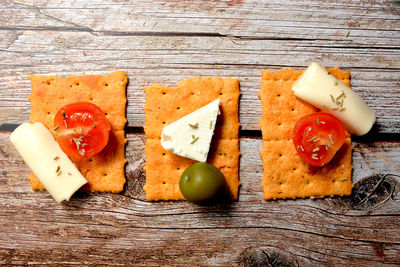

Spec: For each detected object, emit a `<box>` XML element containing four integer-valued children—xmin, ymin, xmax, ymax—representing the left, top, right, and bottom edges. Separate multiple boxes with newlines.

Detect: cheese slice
<box><xmin>292</xmin><ymin>62</ymin><xmax>376</xmax><ymax>136</ymax></box>
<box><xmin>161</xmin><ymin>99</ymin><xmax>220</xmax><ymax>162</ymax></box>
<box><xmin>10</xmin><ymin>122</ymin><xmax>87</xmax><ymax>202</ymax></box>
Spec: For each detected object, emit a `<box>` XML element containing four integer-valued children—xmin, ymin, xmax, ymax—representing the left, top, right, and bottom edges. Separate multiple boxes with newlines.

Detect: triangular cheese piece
<box><xmin>161</xmin><ymin>99</ymin><xmax>220</xmax><ymax>162</ymax></box>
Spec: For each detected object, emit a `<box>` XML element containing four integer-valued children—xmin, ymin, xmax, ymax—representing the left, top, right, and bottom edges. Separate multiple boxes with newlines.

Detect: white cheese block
<box><xmin>10</xmin><ymin>122</ymin><xmax>87</xmax><ymax>202</ymax></box>
<box><xmin>161</xmin><ymin>99</ymin><xmax>220</xmax><ymax>162</ymax></box>
<box><xmin>292</xmin><ymin>62</ymin><xmax>376</xmax><ymax>136</ymax></box>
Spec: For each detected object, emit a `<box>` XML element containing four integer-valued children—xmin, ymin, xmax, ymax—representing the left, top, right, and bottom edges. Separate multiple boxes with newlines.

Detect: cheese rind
<box><xmin>161</xmin><ymin>99</ymin><xmax>220</xmax><ymax>162</ymax></box>
<box><xmin>10</xmin><ymin>122</ymin><xmax>87</xmax><ymax>202</ymax></box>
<box><xmin>292</xmin><ymin>62</ymin><xmax>376</xmax><ymax>136</ymax></box>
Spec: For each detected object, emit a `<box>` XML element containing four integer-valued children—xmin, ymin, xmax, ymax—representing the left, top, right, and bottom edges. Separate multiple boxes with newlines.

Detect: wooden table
<box><xmin>1</xmin><ymin>0</ymin><xmax>399</xmax><ymax>265</ymax></box>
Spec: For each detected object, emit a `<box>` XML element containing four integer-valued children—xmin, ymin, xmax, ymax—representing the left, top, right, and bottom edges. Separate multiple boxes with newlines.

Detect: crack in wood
<box><xmin>11</xmin><ymin>0</ymin><xmax>93</xmax><ymax>32</ymax></box>
<box><xmin>0</xmin><ymin>146</ymin><xmax>9</xmax><ymax>158</ymax></box>
<box><xmin>2</xmin><ymin>124</ymin><xmax>400</xmax><ymax>142</ymax></box>
<box><xmin>0</xmin><ymin>25</ymin><xmax>92</xmax><ymax>32</ymax></box>
<box><xmin>0</xmin><ymin>26</ymin><xmax>399</xmax><ymax>52</ymax></box>
<box><xmin>296</xmin><ymin>45</ymin><xmax>400</xmax><ymax>50</ymax></box>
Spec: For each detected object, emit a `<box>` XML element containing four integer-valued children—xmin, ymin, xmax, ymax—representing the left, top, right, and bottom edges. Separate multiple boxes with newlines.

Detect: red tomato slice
<box><xmin>53</xmin><ymin>102</ymin><xmax>111</xmax><ymax>158</ymax></box>
<box><xmin>292</xmin><ymin>112</ymin><xmax>346</xmax><ymax>167</ymax></box>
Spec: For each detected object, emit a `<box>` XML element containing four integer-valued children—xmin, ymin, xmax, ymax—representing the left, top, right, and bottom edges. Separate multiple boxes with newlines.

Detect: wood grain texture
<box><xmin>0</xmin><ymin>33</ymin><xmax>399</xmax><ymax>132</ymax></box>
<box><xmin>0</xmin><ymin>0</ymin><xmax>399</xmax><ymax>265</ymax></box>
<box><xmin>1</xmin><ymin>132</ymin><xmax>400</xmax><ymax>265</ymax></box>
<box><xmin>0</xmin><ymin>0</ymin><xmax>399</xmax><ymax>133</ymax></box>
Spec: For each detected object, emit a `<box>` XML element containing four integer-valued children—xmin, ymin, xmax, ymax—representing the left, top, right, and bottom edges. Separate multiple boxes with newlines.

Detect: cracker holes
<box><xmin>162</xmin><ymin>182</ymin><xmax>166</xmax><ymax>185</ymax></box>
<box><xmin>105</xmin><ymin>83</ymin><xmax>109</xmax><ymax>87</ymax></box>
<box><xmin>89</xmin><ymin>159</ymin><xmax>93</xmax><ymax>162</ymax></box>
<box><xmin>291</xmin><ymin>108</ymin><xmax>295</xmax><ymax>112</ymax></box>
<box><xmin>162</xmin><ymin>121</ymin><xmax>166</xmax><ymax>125</ymax></box>
<box><xmin>177</xmin><ymin>107</ymin><xmax>180</xmax><ymax>110</ymax></box>
<box><xmin>177</xmin><ymin>167</ymin><xmax>180</xmax><ymax>171</ymax></box>
<box><xmin>162</xmin><ymin>92</ymin><xmax>166</xmax><ymax>95</ymax></box>
<box><xmin>47</xmin><ymin>111</ymin><xmax>51</xmax><ymax>115</ymax></box>
<box><xmin>191</xmin><ymin>92</ymin><xmax>195</xmax><ymax>96</ymax></box>
<box><xmin>46</xmin><ymin>81</ymin><xmax>51</xmax><ymax>86</ymax></box>
<box><xmin>89</xmin><ymin>98</ymin><xmax>94</xmax><ymax>101</ymax></box>
<box><xmin>219</xmin><ymin>92</ymin><xmax>223</xmax><ymax>96</ymax></box>
<box><xmin>279</xmin><ymin>154</ymin><xmax>282</xmax><ymax>157</ymax></box>
<box><xmin>103</xmin><ymin>173</ymin><xmax>108</xmax><ymax>176</ymax></box>
<box><xmin>162</xmin><ymin>153</ymin><xmax>166</xmax><ymax>156</ymax></box>
<box><xmin>105</xmin><ymin>112</ymin><xmax>108</xmax><ymax>116</ymax></box>
<box><xmin>277</xmin><ymin>94</ymin><xmax>281</xmax><ymax>97</ymax></box>
<box><xmin>75</xmin><ymin>82</ymin><xmax>80</xmax><ymax>86</ymax></box>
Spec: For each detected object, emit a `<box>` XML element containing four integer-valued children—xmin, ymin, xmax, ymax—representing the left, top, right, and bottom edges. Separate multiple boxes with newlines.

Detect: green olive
<box><xmin>179</xmin><ymin>162</ymin><xmax>228</xmax><ymax>205</ymax></box>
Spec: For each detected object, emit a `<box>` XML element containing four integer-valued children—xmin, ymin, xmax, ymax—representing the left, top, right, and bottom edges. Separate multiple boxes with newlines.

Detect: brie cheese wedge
<box><xmin>161</xmin><ymin>99</ymin><xmax>220</xmax><ymax>162</ymax></box>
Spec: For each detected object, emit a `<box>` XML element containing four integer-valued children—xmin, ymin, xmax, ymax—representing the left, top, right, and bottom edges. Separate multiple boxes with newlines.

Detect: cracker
<box><xmin>28</xmin><ymin>71</ymin><xmax>127</xmax><ymax>192</ymax></box>
<box><xmin>143</xmin><ymin>77</ymin><xmax>241</xmax><ymax>200</ymax></box>
<box><xmin>259</xmin><ymin>67</ymin><xmax>353</xmax><ymax>199</ymax></box>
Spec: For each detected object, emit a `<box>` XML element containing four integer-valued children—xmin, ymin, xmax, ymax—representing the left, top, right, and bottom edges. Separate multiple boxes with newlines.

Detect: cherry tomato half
<box><xmin>53</xmin><ymin>102</ymin><xmax>111</xmax><ymax>158</ymax></box>
<box><xmin>292</xmin><ymin>112</ymin><xmax>346</xmax><ymax>167</ymax></box>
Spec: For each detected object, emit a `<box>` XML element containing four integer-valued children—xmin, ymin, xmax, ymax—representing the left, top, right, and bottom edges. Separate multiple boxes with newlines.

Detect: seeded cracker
<box><xmin>143</xmin><ymin>77</ymin><xmax>241</xmax><ymax>200</ymax></box>
<box><xmin>28</xmin><ymin>71</ymin><xmax>127</xmax><ymax>192</ymax></box>
<box><xmin>259</xmin><ymin>67</ymin><xmax>353</xmax><ymax>199</ymax></box>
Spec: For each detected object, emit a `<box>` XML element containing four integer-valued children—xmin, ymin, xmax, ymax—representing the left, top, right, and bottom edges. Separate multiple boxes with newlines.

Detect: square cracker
<box><xmin>28</xmin><ymin>71</ymin><xmax>127</xmax><ymax>192</ymax></box>
<box><xmin>143</xmin><ymin>77</ymin><xmax>241</xmax><ymax>200</ymax></box>
<box><xmin>259</xmin><ymin>67</ymin><xmax>353</xmax><ymax>199</ymax></box>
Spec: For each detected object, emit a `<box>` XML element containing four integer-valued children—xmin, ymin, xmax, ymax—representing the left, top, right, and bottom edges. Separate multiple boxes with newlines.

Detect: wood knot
<box><xmin>348</xmin><ymin>173</ymin><xmax>399</xmax><ymax>210</ymax></box>
<box><xmin>238</xmin><ymin>247</ymin><xmax>299</xmax><ymax>267</ymax></box>
<box><xmin>387</xmin><ymin>0</ymin><xmax>400</xmax><ymax>16</ymax></box>
<box><xmin>371</xmin><ymin>242</ymin><xmax>385</xmax><ymax>258</ymax></box>
<box><xmin>123</xmin><ymin>156</ymin><xmax>146</xmax><ymax>200</ymax></box>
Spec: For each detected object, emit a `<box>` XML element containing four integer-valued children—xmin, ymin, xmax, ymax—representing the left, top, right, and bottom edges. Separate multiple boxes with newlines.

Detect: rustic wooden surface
<box><xmin>0</xmin><ymin>0</ymin><xmax>399</xmax><ymax>266</ymax></box>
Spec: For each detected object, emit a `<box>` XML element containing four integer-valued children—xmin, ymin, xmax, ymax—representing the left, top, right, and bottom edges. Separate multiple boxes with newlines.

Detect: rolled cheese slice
<box><xmin>292</xmin><ymin>62</ymin><xmax>376</xmax><ymax>136</ymax></box>
<box><xmin>10</xmin><ymin>122</ymin><xmax>87</xmax><ymax>202</ymax></box>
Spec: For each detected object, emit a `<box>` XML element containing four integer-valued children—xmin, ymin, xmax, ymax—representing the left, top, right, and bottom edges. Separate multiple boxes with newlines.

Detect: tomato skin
<box><xmin>292</xmin><ymin>113</ymin><xmax>346</xmax><ymax>167</ymax></box>
<box><xmin>54</xmin><ymin>102</ymin><xmax>111</xmax><ymax>158</ymax></box>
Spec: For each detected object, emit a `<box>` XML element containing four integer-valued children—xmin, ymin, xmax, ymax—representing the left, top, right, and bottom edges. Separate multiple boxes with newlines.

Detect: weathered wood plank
<box><xmin>1</xmin><ymin>0</ymin><xmax>399</xmax><ymax>47</ymax></box>
<box><xmin>0</xmin><ymin>131</ymin><xmax>399</xmax><ymax>265</ymax></box>
<box><xmin>0</xmin><ymin>229</ymin><xmax>399</xmax><ymax>266</ymax></box>
<box><xmin>2</xmin><ymin>133</ymin><xmax>400</xmax><ymax>231</ymax></box>
<box><xmin>1</xmin><ymin>30</ymin><xmax>398</xmax><ymax>70</ymax></box>
<box><xmin>0</xmin><ymin>31</ymin><xmax>399</xmax><ymax>132</ymax></box>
